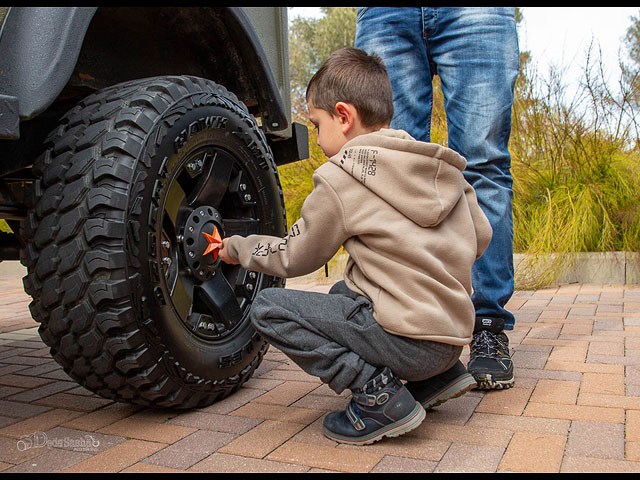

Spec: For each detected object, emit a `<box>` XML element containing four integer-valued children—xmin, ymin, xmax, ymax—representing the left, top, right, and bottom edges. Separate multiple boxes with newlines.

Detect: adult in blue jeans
<box><xmin>355</xmin><ymin>7</ymin><xmax>520</xmax><ymax>390</ymax></box>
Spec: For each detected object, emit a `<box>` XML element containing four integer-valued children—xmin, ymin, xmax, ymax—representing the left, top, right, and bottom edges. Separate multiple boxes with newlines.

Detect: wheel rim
<box><xmin>158</xmin><ymin>145</ymin><xmax>264</xmax><ymax>342</ymax></box>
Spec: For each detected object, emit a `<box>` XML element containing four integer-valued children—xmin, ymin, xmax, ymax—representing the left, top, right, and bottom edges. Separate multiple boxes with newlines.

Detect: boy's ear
<box><xmin>335</xmin><ymin>102</ymin><xmax>356</xmax><ymax>134</ymax></box>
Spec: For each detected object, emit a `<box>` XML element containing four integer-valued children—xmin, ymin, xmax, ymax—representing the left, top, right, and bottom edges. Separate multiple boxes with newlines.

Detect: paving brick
<box><xmin>0</xmin><ymin>409</ymin><xmax>84</xmax><ymax>439</ymax></box>
<box><xmin>523</xmin><ymin>402</ymin><xmax>625</xmax><ymax>423</ymax></box>
<box><xmin>254</xmin><ymin>380</ymin><xmax>320</xmax><ymax>407</ymax></box>
<box><xmin>3</xmin><ymin>448</ymin><xmax>91</xmax><ymax>473</ymax></box>
<box><xmin>581</xmin><ymin>372</ymin><xmax>626</xmax><ymax>396</ymax></box>
<box><xmin>371</xmin><ymin>455</ymin><xmax>437</xmax><ymax>473</ymax></box>
<box><xmin>628</xmin><ymin>409</ymin><xmax>640</xmax><ymax>442</ymax></box>
<box><xmin>548</xmin><ymin>344</ymin><xmax>588</xmax><ymax>363</ymax></box>
<box><xmin>61</xmin><ymin>403</ymin><xmax>142</xmax><ymax>432</ymax></box>
<box><xmin>6</xmin><ymin>380</ymin><xmax>77</xmax><ymax>403</ymax></box>
<box><xmin>267</xmin><ymin>440</ymin><xmax>383</xmax><ymax>473</ymax></box>
<box><xmin>143</xmin><ymin>430</ymin><xmax>236</xmax><ymax>470</ymax></box>
<box><xmin>34</xmin><ymin>392</ymin><xmax>114</xmax><ymax>412</ymax></box>
<box><xmin>525</xmin><ymin>325</ymin><xmax>561</xmax><ymax>339</ymax></box>
<box><xmin>0</xmin><ymin>374</ymin><xmax>54</xmax><ymax>389</ymax></box>
<box><xmin>561</xmin><ymin>455</ymin><xmax>640</xmax><ymax>473</ymax></box>
<box><xmin>409</xmin><ymin>421</ymin><xmax>512</xmax><ymax>449</ymax></box>
<box><xmin>538</xmin><ymin>309</ymin><xmax>568</xmax><ymax>320</ymax></box>
<box><xmin>434</xmin><ymin>442</ymin><xmax>505</xmax><ymax>473</ymax></box>
<box><xmin>97</xmin><ymin>416</ymin><xmax>196</xmax><ymax>444</ymax></box>
<box><xmin>0</xmin><ymin>385</ymin><xmax>23</xmax><ymax>398</ymax></box>
<box><xmin>188</xmin><ymin>452</ymin><xmax>309</xmax><ymax>473</ymax></box>
<box><xmin>218</xmin><ymin>420</ymin><xmax>305</xmax><ymax>459</ymax></box>
<box><xmin>0</xmin><ymin>399</ymin><xmax>51</xmax><ymax>419</ymax></box>
<box><xmin>43</xmin><ymin>426</ymin><xmax>125</xmax><ymax>453</ymax></box>
<box><xmin>475</xmin><ymin>387</ymin><xmax>533</xmax><ymax>416</ymax></box>
<box><xmin>467</xmin><ymin>412</ymin><xmax>570</xmax><ymax>436</ymax></box>
<box><xmin>545</xmin><ymin>361</ymin><xmax>624</xmax><ymax>375</ymax></box>
<box><xmin>339</xmin><ymin>433</ymin><xmax>450</xmax><ymax>462</ymax></box>
<box><xmin>168</xmin><ymin>410</ymin><xmax>261</xmax><ymax>435</ymax></box>
<box><xmin>578</xmin><ymin>392</ymin><xmax>640</xmax><ymax>410</ymax></box>
<box><xmin>289</xmin><ymin>417</ymin><xmax>343</xmax><ymax>449</ymax></box>
<box><xmin>565</xmin><ymin>420</ymin><xmax>625</xmax><ymax>459</ymax></box>
<box><xmin>230</xmin><ymin>401</ymin><xmax>325</xmax><ymax>425</ymax></box>
<box><xmin>499</xmin><ymin>431</ymin><xmax>566</xmax><ymax>472</ymax></box>
<box><xmin>530</xmin><ymin>379</ymin><xmax>580</xmax><ymax>405</ymax></box>
<box><xmin>514</xmin><ymin>367</ymin><xmax>582</xmax><ymax>383</ymax></box>
<box><xmin>626</xmin><ymin>441</ymin><xmax>640</xmax><ymax>462</ymax></box>
<box><xmin>198</xmin><ymin>387</ymin><xmax>266</xmax><ymax>415</ymax></box>
<box><xmin>290</xmin><ymin>393</ymin><xmax>350</xmax><ymax>412</ymax></box>
<box><xmin>259</xmin><ymin>368</ymin><xmax>322</xmax><ymax>383</ymax></box>
<box><xmin>588</xmin><ymin>340</ymin><xmax>625</xmax><ymax>356</ymax></box>
<box><xmin>121</xmin><ymin>462</ymin><xmax>184</xmax><ymax>473</ymax></box>
<box><xmin>0</xmin><ymin>435</ymin><xmax>47</xmax><ymax>464</ymax></box>
<box><xmin>561</xmin><ymin>323</ymin><xmax>593</xmax><ymax>335</ymax></box>
<box><xmin>419</xmin><ymin>394</ymin><xmax>482</xmax><ymax>426</ymax></box>
<box><xmin>60</xmin><ymin>439</ymin><xmax>166</xmax><ymax>473</ymax></box>
<box><xmin>511</xmin><ymin>350</ymin><xmax>550</xmax><ymax>370</ymax></box>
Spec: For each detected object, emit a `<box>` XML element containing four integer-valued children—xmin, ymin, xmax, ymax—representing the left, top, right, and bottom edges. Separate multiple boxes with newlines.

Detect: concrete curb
<box><xmin>514</xmin><ymin>252</ymin><xmax>640</xmax><ymax>285</ymax></box>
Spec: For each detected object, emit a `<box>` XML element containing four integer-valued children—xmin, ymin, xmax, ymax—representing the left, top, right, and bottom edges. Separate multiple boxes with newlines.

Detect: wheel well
<box><xmin>72</xmin><ymin>7</ymin><xmax>258</xmax><ymax>110</ymax></box>
<box><xmin>0</xmin><ymin>6</ymin><xmax>281</xmax><ymax>177</ymax></box>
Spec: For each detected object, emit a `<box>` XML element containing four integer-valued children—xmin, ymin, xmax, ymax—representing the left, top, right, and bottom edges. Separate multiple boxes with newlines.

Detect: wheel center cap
<box><xmin>182</xmin><ymin>206</ymin><xmax>224</xmax><ymax>281</ymax></box>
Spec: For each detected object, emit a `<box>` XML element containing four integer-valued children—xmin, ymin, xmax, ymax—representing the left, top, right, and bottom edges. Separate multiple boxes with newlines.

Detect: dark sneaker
<box><xmin>405</xmin><ymin>361</ymin><xmax>477</xmax><ymax>409</ymax></box>
<box><xmin>323</xmin><ymin>367</ymin><xmax>425</xmax><ymax>445</ymax></box>
<box><xmin>467</xmin><ymin>317</ymin><xmax>514</xmax><ymax>390</ymax></box>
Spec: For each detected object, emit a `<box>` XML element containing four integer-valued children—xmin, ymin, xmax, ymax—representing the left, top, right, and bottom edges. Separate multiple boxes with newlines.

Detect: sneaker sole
<box><xmin>322</xmin><ymin>403</ymin><xmax>426</xmax><ymax>446</ymax></box>
<box><xmin>422</xmin><ymin>373</ymin><xmax>478</xmax><ymax>410</ymax></box>
<box><xmin>473</xmin><ymin>373</ymin><xmax>515</xmax><ymax>390</ymax></box>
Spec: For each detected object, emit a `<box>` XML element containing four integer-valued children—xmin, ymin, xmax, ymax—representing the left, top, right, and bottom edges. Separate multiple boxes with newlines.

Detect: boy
<box><xmin>219</xmin><ymin>47</ymin><xmax>492</xmax><ymax>445</ymax></box>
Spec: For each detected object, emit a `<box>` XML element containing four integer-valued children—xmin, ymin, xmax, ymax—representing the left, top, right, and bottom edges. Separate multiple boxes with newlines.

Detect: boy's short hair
<box><xmin>306</xmin><ymin>47</ymin><xmax>394</xmax><ymax>128</ymax></box>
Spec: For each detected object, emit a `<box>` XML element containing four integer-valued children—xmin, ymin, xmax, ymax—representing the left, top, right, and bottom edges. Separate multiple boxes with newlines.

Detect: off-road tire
<box><xmin>19</xmin><ymin>76</ymin><xmax>286</xmax><ymax>408</ymax></box>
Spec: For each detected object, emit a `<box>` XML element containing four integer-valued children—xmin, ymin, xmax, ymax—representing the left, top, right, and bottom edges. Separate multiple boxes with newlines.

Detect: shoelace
<box><xmin>471</xmin><ymin>330</ymin><xmax>509</xmax><ymax>359</ymax></box>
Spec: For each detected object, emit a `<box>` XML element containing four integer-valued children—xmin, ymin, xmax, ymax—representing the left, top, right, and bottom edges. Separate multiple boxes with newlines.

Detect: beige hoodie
<box><xmin>226</xmin><ymin>129</ymin><xmax>492</xmax><ymax>346</ymax></box>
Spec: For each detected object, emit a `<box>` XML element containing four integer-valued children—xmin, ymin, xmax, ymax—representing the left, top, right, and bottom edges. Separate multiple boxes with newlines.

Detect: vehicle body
<box><xmin>0</xmin><ymin>7</ymin><xmax>308</xmax><ymax>408</ymax></box>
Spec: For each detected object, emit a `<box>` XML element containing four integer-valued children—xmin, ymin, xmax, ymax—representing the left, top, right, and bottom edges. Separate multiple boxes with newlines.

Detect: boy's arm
<box><xmin>222</xmin><ymin>171</ymin><xmax>349</xmax><ymax>278</ymax></box>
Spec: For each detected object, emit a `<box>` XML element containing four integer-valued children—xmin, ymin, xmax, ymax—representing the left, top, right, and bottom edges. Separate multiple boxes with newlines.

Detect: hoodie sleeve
<box><xmin>225</xmin><ymin>171</ymin><xmax>349</xmax><ymax>278</ymax></box>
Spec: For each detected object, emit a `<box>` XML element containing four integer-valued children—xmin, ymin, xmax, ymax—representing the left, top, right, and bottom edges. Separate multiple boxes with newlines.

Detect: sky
<box><xmin>288</xmin><ymin>7</ymin><xmax>639</xmax><ymax>99</ymax></box>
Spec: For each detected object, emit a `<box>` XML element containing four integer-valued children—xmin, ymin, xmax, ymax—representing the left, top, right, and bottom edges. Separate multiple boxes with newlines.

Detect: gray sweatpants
<box><xmin>250</xmin><ymin>281</ymin><xmax>462</xmax><ymax>394</ymax></box>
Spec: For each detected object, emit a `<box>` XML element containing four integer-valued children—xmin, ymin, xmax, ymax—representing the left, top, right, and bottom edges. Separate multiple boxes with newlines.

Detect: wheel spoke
<box><xmin>188</xmin><ymin>150</ymin><xmax>234</xmax><ymax>208</ymax></box>
<box><xmin>193</xmin><ymin>272</ymin><xmax>243</xmax><ymax>328</ymax></box>
<box><xmin>164</xmin><ymin>175</ymin><xmax>187</xmax><ymax>225</ymax></box>
<box><xmin>169</xmin><ymin>274</ymin><xmax>193</xmax><ymax>321</ymax></box>
<box><xmin>222</xmin><ymin>218</ymin><xmax>260</xmax><ymax>237</ymax></box>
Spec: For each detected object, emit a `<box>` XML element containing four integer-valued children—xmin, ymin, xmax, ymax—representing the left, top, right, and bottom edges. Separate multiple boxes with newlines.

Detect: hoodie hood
<box><xmin>329</xmin><ymin>128</ymin><xmax>468</xmax><ymax>227</ymax></box>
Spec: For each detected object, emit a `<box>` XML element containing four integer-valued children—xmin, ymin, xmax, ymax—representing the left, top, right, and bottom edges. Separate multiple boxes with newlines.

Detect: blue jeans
<box><xmin>355</xmin><ymin>7</ymin><xmax>519</xmax><ymax>329</ymax></box>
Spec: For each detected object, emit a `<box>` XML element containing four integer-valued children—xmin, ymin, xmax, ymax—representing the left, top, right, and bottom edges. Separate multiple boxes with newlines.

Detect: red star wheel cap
<box><xmin>202</xmin><ymin>226</ymin><xmax>223</xmax><ymax>261</ymax></box>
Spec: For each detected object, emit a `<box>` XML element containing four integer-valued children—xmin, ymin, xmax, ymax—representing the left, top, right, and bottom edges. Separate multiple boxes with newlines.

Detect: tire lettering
<box><xmin>174</xmin><ymin>115</ymin><xmax>228</xmax><ymax>152</ymax></box>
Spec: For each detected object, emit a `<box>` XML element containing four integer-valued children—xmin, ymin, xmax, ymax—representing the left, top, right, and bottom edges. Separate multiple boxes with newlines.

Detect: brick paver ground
<box><xmin>1</xmin><ymin>262</ymin><xmax>640</xmax><ymax>472</ymax></box>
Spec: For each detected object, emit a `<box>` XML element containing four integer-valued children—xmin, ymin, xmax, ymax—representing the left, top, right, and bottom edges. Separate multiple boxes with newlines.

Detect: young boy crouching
<box><xmin>219</xmin><ymin>47</ymin><xmax>492</xmax><ymax>445</ymax></box>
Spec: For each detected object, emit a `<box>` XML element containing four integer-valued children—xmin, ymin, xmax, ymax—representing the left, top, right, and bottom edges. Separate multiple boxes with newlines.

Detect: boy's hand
<box><xmin>219</xmin><ymin>238</ymin><xmax>239</xmax><ymax>265</ymax></box>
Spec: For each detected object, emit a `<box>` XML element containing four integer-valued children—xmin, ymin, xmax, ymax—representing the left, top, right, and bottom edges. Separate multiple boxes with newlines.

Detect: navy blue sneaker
<box><xmin>322</xmin><ymin>367</ymin><xmax>425</xmax><ymax>445</ymax></box>
<box><xmin>405</xmin><ymin>361</ymin><xmax>477</xmax><ymax>409</ymax></box>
